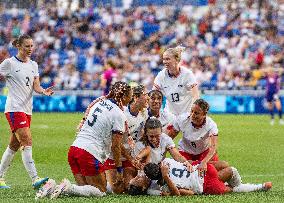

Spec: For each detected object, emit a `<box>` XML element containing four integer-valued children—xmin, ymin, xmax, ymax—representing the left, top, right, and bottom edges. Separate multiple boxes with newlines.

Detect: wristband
<box><xmin>117</xmin><ymin>166</ymin><xmax>123</xmax><ymax>173</ymax></box>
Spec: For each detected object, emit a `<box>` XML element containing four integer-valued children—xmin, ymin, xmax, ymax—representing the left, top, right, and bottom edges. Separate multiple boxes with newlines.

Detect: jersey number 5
<box><xmin>88</xmin><ymin>107</ymin><xmax>102</xmax><ymax>127</ymax></box>
<box><xmin>171</xmin><ymin>93</ymin><xmax>179</xmax><ymax>102</ymax></box>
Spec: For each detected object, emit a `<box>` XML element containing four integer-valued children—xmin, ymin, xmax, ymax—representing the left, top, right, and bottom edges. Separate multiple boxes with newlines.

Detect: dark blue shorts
<box><xmin>266</xmin><ymin>91</ymin><xmax>279</xmax><ymax>102</ymax></box>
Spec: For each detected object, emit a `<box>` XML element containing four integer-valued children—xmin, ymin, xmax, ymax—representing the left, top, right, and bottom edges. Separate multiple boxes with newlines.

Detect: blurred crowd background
<box><xmin>0</xmin><ymin>0</ymin><xmax>283</xmax><ymax>92</ymax></box>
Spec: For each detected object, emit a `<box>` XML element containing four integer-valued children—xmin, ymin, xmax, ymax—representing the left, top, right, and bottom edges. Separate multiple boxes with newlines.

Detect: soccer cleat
<box><xmin>32</xmin><ymin>177</ymin><xmax>49</xmax><ymax>190</ymax></box>
<box><xmin>50</xmin><ymin>178</ymin><xmax>71</xmax><ymax>199</ymax></box>
<box><xmin>270</xmin><ymin>119</ymin><xmax>275</xmax><ymax>126</ymax></box>
<box><xmin>263</xmin><ymin>182</ymin><xmax>272</xmax><ymax>191</ymax></box>
<box><xmin>0</xmin><ymin>178</ymin><xmax>10</xmax><ymax>189</ymax></box>
<box><xmin>35</xmin><ymin>179</ymin><xmax>56</xmax><ymax>199</ymax></box>
<box><xmin>279</xmin><ymin>119</ymin><xmax>284</xmax><ymax>125</ymax></box>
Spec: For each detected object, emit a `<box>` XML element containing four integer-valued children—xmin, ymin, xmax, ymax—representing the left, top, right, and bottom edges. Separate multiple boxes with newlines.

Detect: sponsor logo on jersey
<box><xmin>20</xmin><ymin>121</ymin><xmax>27</xmax><ymax>125</ymax></box>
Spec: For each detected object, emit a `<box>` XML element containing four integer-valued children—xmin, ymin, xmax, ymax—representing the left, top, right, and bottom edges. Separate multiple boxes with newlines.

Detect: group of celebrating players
<box><xmin>0</xmin><ymin>35</ymin><xmax>272</xmax><ymax>199</ymax></box>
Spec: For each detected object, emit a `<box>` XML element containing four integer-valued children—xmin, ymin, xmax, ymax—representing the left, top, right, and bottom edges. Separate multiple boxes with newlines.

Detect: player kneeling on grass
<box><xmin>35</xmin><ymin>82</ymin><xmax>133</xmax><ymax>199</ymax></box>
<box><xmin>128</xmin><ymin>158</ymin><xmax>272</xmax><ymax>196</ymax></box>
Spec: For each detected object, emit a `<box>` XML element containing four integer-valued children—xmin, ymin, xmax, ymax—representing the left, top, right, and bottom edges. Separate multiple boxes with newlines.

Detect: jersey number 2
<box><xmin>171</xmin><ymin>93</ymin><xmax>179</xmax><ymax>102</ymax></box>
<box><xmin>26</xmin><ymin>77</ymin><xmax>30</xmax><ymax>86</ymax></box>
<box><xmin>88</xmin><ymin>107</ymin><xmax>102</xmax><ymax>127</ymax></box>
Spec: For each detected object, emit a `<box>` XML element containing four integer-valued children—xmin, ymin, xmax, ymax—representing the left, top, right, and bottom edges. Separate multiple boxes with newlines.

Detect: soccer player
<box><xmin>167</xmin><ymin>99</ymin><xmax>224</xmax><ymax>173</ymax></box>
<box><xmin>133</xmin><ymin>117</ymin><xmax>190</xmax><ymax>166</ymax></box>
<box><xmin>0</xmin><ymin>34</ymin><xmax>54</xmax><ymax>189</ymax></box>
<box><xmin>147</xmin><ymin>90</ymin><xmax>174</xmax><ymax>130</ymax></box>
<box><xmin>153</xmin><ymin>46</ymin><xmax>199</xmax><ymax>117</ymax></box>
<box><xmin>263</xmin><ymin>67</ymin><xmax>283</xmax><ymax>125</ymax></box>
<box><xmin>129</xmin><ymin>158</ymin><xmax>272</xmax><ymax>196</ymax></box>
<box><xmin>37</xmin><ymin>81</ymin><xmax>133</xmax><ymax>199</ymax></box>
<box><xmin>105</xmin><ymin>84</ymin><xmax>149</xmax><ymax>191</ymax></box>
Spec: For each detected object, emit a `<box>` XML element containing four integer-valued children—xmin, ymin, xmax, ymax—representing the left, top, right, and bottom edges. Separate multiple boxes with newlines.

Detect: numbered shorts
<box><xmin>104</xmin><ymin>159</ymin><xmax>133</xmax><ymax>171</ymax></box>
<box><xmin>179</xmin><ymin>149</ymin><xmax>219</xmax><ymax>162</ymax></box>
<box><xmin>68</xmin><ymin>146</ymin><xmax>105</xmax><ymax>176</ymax></box>
<box><xmin>203</xmin><ymin>163</ymin><xmax>227</xmax><ymax>195</ymax></box>
<box><xmin>5</xmin><ymin>112</ymin><xmax>31</xmax><ymax>133</ymax></box>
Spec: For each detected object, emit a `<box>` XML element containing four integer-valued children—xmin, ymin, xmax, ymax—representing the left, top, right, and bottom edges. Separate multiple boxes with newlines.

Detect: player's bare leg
<box><xmin>209</xmin><ymin>161</ymin><xmax>229</xmax><ymax>171</ymax></box>
<box><xmin>105</xmin><ymin>169</ymin><xmax>125</xmax><ymax>194</ymax></box>
<box><xmin>275</xmin><ymin>99</ymin><xmax>283</xmax><ymax>124</ymax></box>
<box><xmin>267</xmin><ymin>102</ymin><xmax>275</xmax><ymax>125</ymax></box>
<box><xmin>0</xmin><ymin>133</ymin><xmax>19</xmax><ymax>189</ymax></box>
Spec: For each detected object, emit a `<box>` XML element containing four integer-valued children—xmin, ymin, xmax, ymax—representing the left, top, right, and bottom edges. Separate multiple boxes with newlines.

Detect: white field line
<box><xmin>243</xmin><ymin>174</ymin><xmax>284</xmax><ymax>177</ymax></box>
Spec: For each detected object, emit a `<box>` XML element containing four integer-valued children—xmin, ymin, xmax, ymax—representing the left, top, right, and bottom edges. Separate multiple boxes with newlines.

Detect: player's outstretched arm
<box><xmin>33</xmin><ymin>76</ymin><xmax>54</xmax><ymax>96</ymax></box>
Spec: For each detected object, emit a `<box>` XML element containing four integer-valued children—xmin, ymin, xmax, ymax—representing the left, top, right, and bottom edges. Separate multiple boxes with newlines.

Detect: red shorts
<box><xmin>5</xmin><ymin>112</ymin><xmax>31</xmax><ymax>132</ymax></box>
<box><xmin>68</xmin><ymin>146</ymin><xmax>105</xmax><ymax>176</ymax></box>
<box><xmin>203</xmin><ymin>163</ymin><xmax>227</xmax><ymax>195</ymax></box>
<box><xmin>104</xmin><ymin>159</ymin><xmax>134</xmax><ymax>171</ymax></box>
<box><xmin>179</xmin><ymin>149</ymin><xmax>219</xmax><ymax>162</ymax></box>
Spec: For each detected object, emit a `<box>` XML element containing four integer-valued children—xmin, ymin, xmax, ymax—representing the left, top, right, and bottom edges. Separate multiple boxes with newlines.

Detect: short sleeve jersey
<box><xmin>173</xmin><ymin>114</ymin><xmax>218</xmax><ymax>155</ymax></box>
<box><xmin>0</xmin><ymin>57</ymin><xmax>39</xmax><ymax>115</ymax></box>
<box><xmin>163</xmin><ymin>158</ymin><xmax>204</xmax><ymax>194</ymax></box>
<box><xmin>72</xmin><ymin>99</ymin><xmax>127</xmax><ymax>163</ymax></box>
<box><xmin>146</xmin><ymin>108</ymin><xmax>175</xmax><ymax>130</ymax></box>
<box><xmin>124</xmin><ymin>106</ymin><xmax>148</xmax><ymax>141</ymax></box>
<box><xmin>153</xmin><ymin>66</ymin><xmax>197</xmax><ymax>115</ymax></box>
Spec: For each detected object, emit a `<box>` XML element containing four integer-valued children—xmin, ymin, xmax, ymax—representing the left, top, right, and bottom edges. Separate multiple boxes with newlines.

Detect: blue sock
<box><xmin>278</xmin><ymin>109</ymin><xmax>282</xmax><ymax>119</ymax></box>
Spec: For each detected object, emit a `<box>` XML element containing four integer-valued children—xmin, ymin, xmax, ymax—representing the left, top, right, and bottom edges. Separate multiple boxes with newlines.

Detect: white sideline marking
<box><xmin>243</xmin><ymin>174</ymin><xmax>284</xmax><ymax>177</ymax></box>
<box><xmin>34</xmin><ymin>124</ymin><xmax>49</xmax><ymax>129</ymax></box>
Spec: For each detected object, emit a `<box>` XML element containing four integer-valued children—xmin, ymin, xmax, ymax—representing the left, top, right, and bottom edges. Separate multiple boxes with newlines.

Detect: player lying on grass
<box><xmin>128</xmin><ymin>158</ymin><xmax>272</xmax><ymax>196</ymax></box>
<box><xmin>35</xmin><ymin>81</ymin><xmax>133</xmax><ymax>199</ymax></box>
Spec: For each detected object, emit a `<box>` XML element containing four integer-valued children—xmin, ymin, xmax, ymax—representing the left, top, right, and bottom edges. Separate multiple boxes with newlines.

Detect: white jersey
<box><xmin>173</xmin><ymin>114</ymin><xmax>218</xmax><ymax>155</ymax></box>
<box><xmin>146</xmin><ymin>108</ymin><xmax>174</xmax><ymax>130</ymax></box>
<box><xmin>124</xmin><ymin>105</ymin><xmax>148</xmax><ymax>141</ymax></box>
<box><xmin>134</xmin><ymin>133</ymin><xmax>175</xmax><ymax>164</ymax></box>
<box><xmin>72</xmin><ymin>99</ymin><xmax>127</xmax><ymax>163</ymax></box>
<box><xmin>0</xmin><ymin>57</ymin><xmax>39</xmax><ymax>115</ymax></box>
<box><xmin>153</xmin><ymin>66</ymin><xmax>197</xmax><ymax>116</ymax></box>
<box><xmin>163</xmin><ymin>158</ymin><xmax>204</xmax><ymax>194</ymax></box>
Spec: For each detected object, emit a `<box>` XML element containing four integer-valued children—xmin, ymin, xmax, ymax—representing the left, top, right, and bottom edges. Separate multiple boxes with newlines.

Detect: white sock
<box><xmin>233</xmin><ymin>183</ymin><xmax>263</xmax><ymax>193</ymax></box>
<box><xmin>21</xmin><ymin>146</ymin><xmax>38</xmax><ymax>181</ymax></box>
<box><xmin>0</xmin><ymin>147</ymin><xmax>16</xmax><ymax>178</ymax></box>
<box><xmin>227</xmin><ymin>167</ymin><xmax>242</xmax><ymax>187</ymax></box>
<box><xmin>106</xmin><ymin>182</ymin><xmax>113</xmax><ymax>194</ymax></box>
<box><xmin>67</xmin><ymin>184</ymin><xmax>106</xmax><ymax>197</ymax></box>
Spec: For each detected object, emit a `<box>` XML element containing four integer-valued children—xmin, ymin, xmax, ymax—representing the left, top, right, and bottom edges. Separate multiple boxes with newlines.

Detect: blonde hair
<box><xmin>164</xmin><ymin>45</ymin><xmax>186</xmax><ymax>62</ymax></box>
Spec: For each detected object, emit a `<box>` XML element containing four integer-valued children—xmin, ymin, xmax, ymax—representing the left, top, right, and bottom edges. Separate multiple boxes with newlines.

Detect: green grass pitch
<box><xmin>0</xmin><ymin>113</ymin><xmax>283</xmax><ymax>202</ymax></box>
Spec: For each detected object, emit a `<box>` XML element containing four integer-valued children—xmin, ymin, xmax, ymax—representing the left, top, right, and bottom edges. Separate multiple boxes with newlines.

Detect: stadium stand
<box><xmin>0</xmin><ymin>0</ymin><xmax>283</xmax><ymax>92</ymax></box>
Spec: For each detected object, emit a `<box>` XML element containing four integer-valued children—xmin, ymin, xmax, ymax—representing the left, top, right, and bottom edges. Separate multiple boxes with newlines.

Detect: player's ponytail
<box><xmin>106</xmin><ymin>81</ymin><xmax>132</xmax><ymax>109</ymax></box>
<box><xmin>12</xmin><ymin>34</ymin><xmax>32</xmax><ymax>48</ymax></box>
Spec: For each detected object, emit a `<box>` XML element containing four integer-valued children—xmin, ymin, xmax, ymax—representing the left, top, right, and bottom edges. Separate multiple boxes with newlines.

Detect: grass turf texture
<box><xmin>0</xmin><ymin>113</ymin><xmax>283</xmax><ymax>202</ymax></box>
